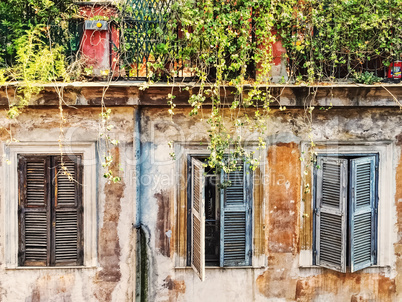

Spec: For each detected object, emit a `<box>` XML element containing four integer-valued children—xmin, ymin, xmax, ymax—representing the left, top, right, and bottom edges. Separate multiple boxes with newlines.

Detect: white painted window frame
<box><xmin>2</xmin><ymin>142</ymin><xmax>97</xmax><ymax>268</ymax></box>
<box><xmin>299</xmin><ymin>141</ymin><xmax>396</xmax><ymax>273</ymax></box>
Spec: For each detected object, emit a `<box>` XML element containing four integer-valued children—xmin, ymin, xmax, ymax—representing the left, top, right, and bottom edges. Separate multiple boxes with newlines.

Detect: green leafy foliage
<box><xmin>4</xmin><ymin>26</ymin><xmax>68</xmax><ymax>119</ymax></box>
<box><xmin>0</xmin><ymin>0</ymin><xmax>76</xmax><ymax>66</ymax></box>
<box><xmin>143</xmin><ymin>0</ymin><xmax>402</xmax><ymax>171</ymax></box>
<box><xmin>353</xmin><ymin>71</ymin><xmax>383</xmax><ymax>85</ymax></box>
<box><xmin>1</xmin><ymin>0</ymin><xmax>401</xmax><ymax>174</ymax></box>
<box><xmin>275</xmin><ymin>0</ymin><xmax>402</xmax><ymax>82</ymax></box>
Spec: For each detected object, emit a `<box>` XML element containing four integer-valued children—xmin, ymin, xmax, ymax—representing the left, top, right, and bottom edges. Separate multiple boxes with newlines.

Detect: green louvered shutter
<box><xmin>220</xmin><ymin>160</ymin><xmax>252</xmax><ymax>267</ymax></box>
<box><xmin>349</xmin><ymin>156</ymin><xmax>377</xmax><ymax>272</ymax></box>
<box><xmin>315</xmin><ymin>157</ymin><xmax>347</xmax><ymax>272</ymax></box>
<box><xmin>18</xmin><ymin>155</ymin><xmax>51</xmax><ymax>266</ymax></box>
<box><xmin>191</xmin><ymin>158</ymin><xmax>205</xmax><ymax>280</ymax></box>
<box><xmin>53</xmin><ymin>156</ymin><xmax>83</xmax><ymax>266</ymax></box>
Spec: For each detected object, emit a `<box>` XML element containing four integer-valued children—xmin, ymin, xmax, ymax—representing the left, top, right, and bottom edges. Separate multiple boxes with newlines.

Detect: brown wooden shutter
<box><xmin>18</xmin><ymin>155</ymin><xmax>50</xmax><ymax>266</ymax></box>
<box><xmin>52</xmin><ymin>156</ymin><xmax>83</xmax><ymax>266</ymax></box>
<box><xmin>191</xmin><ymin>158</ymin><xmax>205</xmax><ymax>281</ymax></box>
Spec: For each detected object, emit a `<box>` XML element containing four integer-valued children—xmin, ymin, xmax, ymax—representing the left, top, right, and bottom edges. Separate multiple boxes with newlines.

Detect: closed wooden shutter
<box><xmin>18</xmin><ymin>155</ymin><xmax>50</xmax><ymax>266</ymax></box>
<box><xmin>53</xmin><ymin>156</ymin><xmax>83</xmax><ymax>266</ymax></box>
<box><xmin>315</xmin><ymin>157</ymin><xmax>347</xmax><ymax>273</ymax></box>
<box><xmin>18</xmin><ymin>154</ymin><xmax>83</xmax><ymax>266</ymax></box>
<box><xmin>349</xmin><ymin>156</ymin><xmax>377</xmax><ymax>272</ymax></box>
<box><xmin>220</xmin><ymin>160</ymin><xmax>252</xmax><ymax>267</ymax></box>
<box><xmin>191</xmin><ymin>158</ymin><xmax>205</xmax><ymax>281</ymax></box>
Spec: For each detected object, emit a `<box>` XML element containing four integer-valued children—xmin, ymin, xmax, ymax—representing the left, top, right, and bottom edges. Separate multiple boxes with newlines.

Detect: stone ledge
<box><xmin>1</xmin><ymin>83</ymin><xmax>401</xmax><ymax>107</ymax></box>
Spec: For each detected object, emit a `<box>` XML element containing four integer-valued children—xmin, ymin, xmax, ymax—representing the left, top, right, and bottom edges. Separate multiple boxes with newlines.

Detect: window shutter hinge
<box><xmin>375</xmin><ymin>208</ymin><xmax>378</xmax><ymax>214</ymax></box>
<box><xmin>313</xmin><ymin>208</ymin><xmax>318</xmax><ymax>214</ymax></box>
<box><xmin>313</xmin><ymin>250</ymin><xmax>317</xmax><ymax>257</ymax></box>
<box><xmin>248</xmin><ymin>250</ymin><xmax>252</xmax><ymax>256</ymax></box>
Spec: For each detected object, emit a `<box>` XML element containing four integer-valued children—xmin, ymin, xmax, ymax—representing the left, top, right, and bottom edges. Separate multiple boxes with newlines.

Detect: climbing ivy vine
<box><xmin>146</xmin><ymin>0</ymin><xmax>402</xmax><ymax>171</ymax></box>
<box><xmin>1</xmin><ymin>0</ymin><xmax>402</xmax><ymax>175</ymax></box>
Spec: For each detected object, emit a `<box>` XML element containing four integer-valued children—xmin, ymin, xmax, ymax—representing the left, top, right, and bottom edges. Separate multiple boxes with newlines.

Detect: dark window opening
<box><xmin>204</xmin><ymin>174</ymin><xmax>220</xmax><ymax>266</ymax></box>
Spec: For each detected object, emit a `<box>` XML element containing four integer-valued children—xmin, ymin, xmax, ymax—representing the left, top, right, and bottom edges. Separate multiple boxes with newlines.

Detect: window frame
<box><xmin>186</xmin><ymin>154</ymin><xmax>253</xmax><ymax>269</ymax></box>
<box><xmin>2</xmin><ymin>142</ymin><xmax>97</xmax><ymax>269</ymax></box>
<box><xmin>299</xmin><ymin>141</ymin><xmax>396</xmax><ymax>272</ymax></box>
<box><xmin>312</xmin><ymin>153</ymin><xmax>379</xmax><ymax>272</ymax></box>
<box><xmin>174</xmin><ymin>144</ymin><xmax>266</xmax><ymax>270</ymax></box>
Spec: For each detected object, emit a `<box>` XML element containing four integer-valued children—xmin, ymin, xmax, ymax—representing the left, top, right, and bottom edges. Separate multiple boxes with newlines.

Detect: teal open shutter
<box><xmin>349</xmin><ymin>156</ymin><xmax>376</xmax><ymax>272</ymax></box>
<box><xmin>315</xmin><ymin>157</ymin><xmax>348</xmax><ymax>272</ymax></box>
<box><xmin>220</xmin><ymin>160</ymin><xmax>252</xmax><ymax>267</ymax></box>
<box><xmin>191</xmin><ymin>158</ymin><xmax>205</xmax><ymax>280</ymax></box>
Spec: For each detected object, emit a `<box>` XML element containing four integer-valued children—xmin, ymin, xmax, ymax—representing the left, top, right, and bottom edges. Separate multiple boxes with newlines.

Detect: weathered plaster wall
<box><xmin>0</xmin><ymin>107</ymin><xmax>136</xmax><ymax>302</ymax></box>
<box><xmin>0</xmin><ymin>83</ymin><xmax>402</xmax><ymax>302</ymax></box>
<box><xmin>140</xmin><ymin>107</ymin><xmax>402</xmax><ymax>302</ymax></box>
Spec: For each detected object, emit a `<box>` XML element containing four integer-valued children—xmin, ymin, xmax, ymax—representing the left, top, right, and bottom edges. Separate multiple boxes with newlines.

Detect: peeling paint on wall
<box><xmin>1</xmin><ymin>86</ymin><xmax>402</xmax><ymax>301</ymax></box>
<box><xmin>267</xmin><ymin>142</ymin><xmax>301</xmax><ymax>255</ymax></box>
<box><xmin>162</xmin><ymin>275</ymin><xmax>186</xmax><ymax>302</ymax></box>
<box><xmin>155</xmin><ymin>190</ymin><xmax>172</xmax><ymax>258</ymax></box>
<box><xmin>94</xmin><ymin>147</ymin><xmax>125</xmax><ymax>302</ymax></box>
<box><xmin>295</xmin><ymin>272</ymin><xmax>395</xmax><ymax>302</ymax></box>
<box><xmin>30</xmin><ymin>274</ymin><xmax>76</xmax><ymax>302</ymax></box>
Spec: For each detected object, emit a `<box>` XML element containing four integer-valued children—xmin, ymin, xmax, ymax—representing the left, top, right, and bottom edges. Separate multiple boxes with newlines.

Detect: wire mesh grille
<box><xmin>121</xmin><ymin>0</ymin><xmax>176</xmax><ymax>79</ymax></box>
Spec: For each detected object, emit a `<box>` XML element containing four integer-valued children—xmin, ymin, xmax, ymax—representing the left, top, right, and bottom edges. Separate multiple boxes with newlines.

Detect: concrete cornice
<box><xmin>1</xmin><ymin>82</ymin><xmax>402</xmax><ymax>108</ymax></box>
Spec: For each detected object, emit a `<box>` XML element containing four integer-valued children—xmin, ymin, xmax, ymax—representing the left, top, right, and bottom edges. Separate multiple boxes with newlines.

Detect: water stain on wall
<box><xmin>162</xmin><ymin>275</ymin><xmax>186</xmax><ymax>302</ymax></box>
<box><xmin>30</xmin><ymin>274</ymin><xmax>75</xmax><ymax>302</ymax></box>
<box><xmin>267</xmin><ymin>142</ymin><xmax>301</xmax><ymax>254</ymax></box>
<box><xmin>155</xmin><ymin>190</ymin><xmax>172</xmax><ymax>257</ymax></box>
<box><xmin>94</xmin><ymin>147</ymin><xmax>125</xmax><ymax>302</ymax></box>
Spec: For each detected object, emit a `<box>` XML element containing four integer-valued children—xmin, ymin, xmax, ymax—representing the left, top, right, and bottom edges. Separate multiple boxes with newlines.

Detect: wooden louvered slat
<box><xmin>225</xmin><ymin>161</ymin><xmax>244</xmax><ymax>205</ymax></box>
<box><xmin>193</xmin><ymin>160</ymin><xmax>202</xmax><ymax>213</ymax></box>
<box><xmin>220</xmin><ymin>159</ymin><xmax>252</xmax><ymax>267</ymax></box>
<box><xmin>55</xmin><ymin>211</ymin><xmax>79</xmax><ymax>264</ymax></box>
<box><xmin>19</xmin><ymin>155</ymin><xmax>83</xmax><ymax>267</ymax></box>
<box><xmin>18</xmin><ymin>155</ymin><xmax>50</xmax><ymax>266</ymax></box>
<box><xmin>55</xmin><ymin>159</ymin><xmax>77</xmax><ymax>207</ymax></box>
<box><xmin>350</xmin><ymin>156</ymin><xmax>376</xmax><ymax>272</ymax></box>
<box><xmin>192</xmin><ymin>216</ymin><xmax>201</xmax><ymax>271</ymax></box>
<box><xmin>53</xmin><ymin>155</ymin><xmax>83</xmax><ymax>266</ymax></box>
<box><xmin>316</xmin><ymin>157</ymin><xmax>347</xmax><ymax>273</ymax></box>
<box><xmin>354</xmin><ymin>162</ymin><xmax>371</xmax><ymax>208</ymax></box>
<box><xmin>321</xmin><ymin>162</ymin><xmax>342</xmax><ymax>208</ymax></box>
<box><xmin>223</xmin><ymin>212</ymin><xmax>246</xmax><ymax>262</ymax></box>
<box><xmin>319</xmin><ymin>212</ymin><xmax>342</xmax><ymax>266</ymax></box>
<box><xmin>191</xmin><ymin>158</ymin><xmax>205</xmax><ymax>281</ymax></box>
<box><xmin>24</xmin><ymin>211</ymin><xmax>48</xmax><ymax>265</ymax></box>
<box><xmin>26</xmin><ymin>159</ymin><xmax>47</xmax><ymax>206</ymax></box>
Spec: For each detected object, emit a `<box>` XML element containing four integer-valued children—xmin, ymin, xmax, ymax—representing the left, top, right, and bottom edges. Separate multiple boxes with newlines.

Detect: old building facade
<box><xmin>0</xmin><ymin>83</ymin><xmax>401</xmax><ymax>301</ymax></box>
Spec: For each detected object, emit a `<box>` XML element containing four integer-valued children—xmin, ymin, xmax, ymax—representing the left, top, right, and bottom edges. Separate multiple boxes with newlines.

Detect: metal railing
<box><xmin>1</xmin><ymin>0</ymin><xmax>397</xmax><ymax>83</ymax></box>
